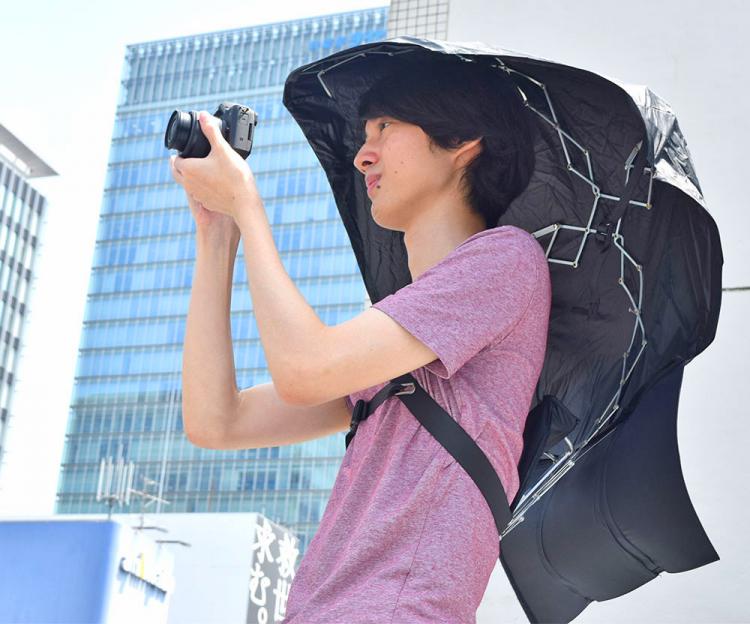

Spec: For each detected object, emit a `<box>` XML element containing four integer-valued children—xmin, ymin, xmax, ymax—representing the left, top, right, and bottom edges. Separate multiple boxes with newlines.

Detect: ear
<box><xmin>453</xmin><ymin>137</ymin><xmax>483</xmax><ymax>169</ymax></box>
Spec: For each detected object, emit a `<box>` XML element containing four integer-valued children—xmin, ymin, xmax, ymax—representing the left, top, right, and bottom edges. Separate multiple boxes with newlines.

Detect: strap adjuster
<box><xmin>345</xmin><ymin>381</ymin><xmax>415</xmax><ymax>449</ymax></box>
<box><xmin>394</xmin><ymin>382</ymin><xmax>415</xmax><ymax>395</ymax></box>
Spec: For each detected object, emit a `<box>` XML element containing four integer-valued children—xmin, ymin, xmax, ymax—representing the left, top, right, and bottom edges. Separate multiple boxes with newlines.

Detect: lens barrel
<box><xmin>165</xmin><ymin>111</ymin><xmax>192</xmax><ymax>152</ymax></box>
<box><xmin>164</xmin><ymin>110</ymin><xmax>211</xmax><ymax>158</ymax></box>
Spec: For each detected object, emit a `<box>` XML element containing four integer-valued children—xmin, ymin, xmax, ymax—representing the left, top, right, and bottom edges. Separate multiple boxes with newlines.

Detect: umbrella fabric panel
<box><xmin>500</xmin><ymin>362</ymin><xmax>719</xmax><ymax>623</ymax></box>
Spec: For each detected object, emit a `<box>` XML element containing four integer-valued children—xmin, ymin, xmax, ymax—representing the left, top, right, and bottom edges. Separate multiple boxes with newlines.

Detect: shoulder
<box><xmin>463</xmin><ymin>225</ymin><xmax>546</xmax><ymax>268</ymax></box>
<box><xmin>459</xmin><ymin>225</ymin><xmax>537</xmax><ymax>248</ymax></box>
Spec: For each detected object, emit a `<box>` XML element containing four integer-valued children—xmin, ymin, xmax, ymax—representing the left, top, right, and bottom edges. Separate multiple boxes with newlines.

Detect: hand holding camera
<box><xmin>167</xmin><ymin>102</ymin><xmax>261</xmax><ymax>230</ymax></box>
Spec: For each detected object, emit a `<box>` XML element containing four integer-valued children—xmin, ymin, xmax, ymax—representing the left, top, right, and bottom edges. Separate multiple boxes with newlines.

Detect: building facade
<box><xmin>0</xmin><ymin>124</ymin><xmax>55</xmax><ymax>483</ymax></box>
<box><xmin>386</xmin><ymin>0</ymin><xmax>448</xmax><ymax>38</ymax></box>
<box><xmin>55</xmin><ymin>7</ymin><xmax>388</xmax><ymax>553</ymax></box>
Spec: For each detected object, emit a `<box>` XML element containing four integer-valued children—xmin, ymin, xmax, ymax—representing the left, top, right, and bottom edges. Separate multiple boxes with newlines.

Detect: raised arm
<box><xmin>180</xmin><ymin>212</ymin><xmax>242</xmax><ymax>447</ymax></box>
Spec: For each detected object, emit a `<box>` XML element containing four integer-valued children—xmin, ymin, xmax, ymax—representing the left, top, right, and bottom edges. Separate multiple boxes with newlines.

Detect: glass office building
<box><xmin>55</xmin><ymin>7</ymin><xmax>388</xmax><ymax>552</ymax></box>
<box><xmin>0</xmin><ymin>125</ymin><xmax>55</xmax><ymax>484</ymax></box>
<box><xmin>387</xmin><ymin>0</ymin><xmax>448</xmax><ymax>38</ymax></box>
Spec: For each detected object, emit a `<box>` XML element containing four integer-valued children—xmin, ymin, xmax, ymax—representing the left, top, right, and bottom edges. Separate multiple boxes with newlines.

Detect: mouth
<box><xmin>366</xmin><ymin>176</ymin><xmax>381</xmax><ymax>192</ymax></box>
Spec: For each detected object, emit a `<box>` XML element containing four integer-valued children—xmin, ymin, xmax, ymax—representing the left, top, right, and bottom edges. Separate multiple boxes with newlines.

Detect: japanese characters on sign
<box><xmin>246</xmin><ymin>516</ymin><xmax>300</xmax><ymax>623</ymax></box>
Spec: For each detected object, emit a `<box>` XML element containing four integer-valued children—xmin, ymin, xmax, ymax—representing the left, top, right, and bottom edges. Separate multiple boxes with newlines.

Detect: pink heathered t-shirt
<box><xmin>282</xmin><ymin>224</ymin><xmax>551</xmax><ymax>624</ymax></box>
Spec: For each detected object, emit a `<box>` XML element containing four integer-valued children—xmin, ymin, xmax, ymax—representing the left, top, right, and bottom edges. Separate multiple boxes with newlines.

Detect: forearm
<box><xmin>236</xmin><ymin>201</ymin><xmax>325</xmax><ymax>404</ymax></box>
<box><xmin>182</xmin><ymin>228</ymin><xmax>241</xmax><ymax>445</ymax></box>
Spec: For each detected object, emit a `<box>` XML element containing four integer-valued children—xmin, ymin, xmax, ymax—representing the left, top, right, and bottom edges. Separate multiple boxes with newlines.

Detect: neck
<box><xmin>405</xmin><ymin>209</ymin><xmax>487</xmax><ymax>281</ymax></box>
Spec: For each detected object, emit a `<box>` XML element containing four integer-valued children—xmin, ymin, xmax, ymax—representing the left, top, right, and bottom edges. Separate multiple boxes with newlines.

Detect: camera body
<box><xmin>164</xmin><ymin>102</ymin><xmax>258</xmax><ymax>159</ymax></box>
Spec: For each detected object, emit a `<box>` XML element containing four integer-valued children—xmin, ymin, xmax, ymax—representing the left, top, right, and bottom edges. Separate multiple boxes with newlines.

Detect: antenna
<box><xmin>96</xmin><ymin>455</ymin><xmax>136</xmax><ymax>519</ymax></box>
<box><xmin>156</xmin><ymin>380</ymin><xmax>181</xmax><ymax>514</ymax></box>
<box><xmin>129</xmin><ymin>475</ymin><xmax>171</xmax><ymax>533</ymax></box>
<box><xmin>96</xmin><ymin>455</ymin><xmax>173</xmax><ymax>531</ymax></box>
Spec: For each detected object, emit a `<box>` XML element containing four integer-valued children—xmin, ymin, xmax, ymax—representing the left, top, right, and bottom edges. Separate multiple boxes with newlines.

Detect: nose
<box><xmin>353</xmin><ymin>141</ymin><xmax>379</xmax><ymax>174</ymax></box>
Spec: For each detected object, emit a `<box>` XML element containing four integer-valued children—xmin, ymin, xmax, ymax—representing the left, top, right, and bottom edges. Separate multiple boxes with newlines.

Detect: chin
<box><xmin>370</xmin><ymin>199</ymin><xmax>408</xmax><ymax>232</ymax></box>
<box><xmin>370</xmin><ymin>202</ymin><xmax>390</xmax><ymax>229</ymax></box>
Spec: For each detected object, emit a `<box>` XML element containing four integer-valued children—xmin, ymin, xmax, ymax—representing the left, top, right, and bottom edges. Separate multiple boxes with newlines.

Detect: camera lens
<box><xmin>165</xmin><ymin>110</ymin><xmax>192</xmax><ymax>152</ymax></box>
<box><xmin>164</xmin><ymin>109</ymin><xmax>211</xmax><ymax>158</ymax></box>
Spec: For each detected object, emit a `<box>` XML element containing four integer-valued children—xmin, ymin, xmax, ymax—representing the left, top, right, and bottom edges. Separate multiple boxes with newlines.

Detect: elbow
<box><xmin>185</xmin><ymin>431</ymin><xmax>210</xmax><ymax>449</ymax></box>
<box><xmin>274</xmin><ymin>359</ymin><xmax>313</xmax><ymax>407</ymax></box>
<box><xmin>274</xmin><ymin>325</ymin><xmax>330</xmax><ymax>406</ymax></box>
<box><xmin>184</xmin><ymin>425</ymin><xmax>212</xmax><ymax>449</ymax></box>
<box><xmin>182</xmin><ymin>404</ymin><xmax>230</xmax><ymax>450</ymax></box>
<box><xmin>186</xmin><ymin>428</ymin><xmax>232</xmax><ymax>450</ymax></box>
<box><xmin>276</xmin><ymin>380</ymin><xmax>307</xmax><ymax>407</ymax></box>
<box><xmin>184</xmin><ymin>422</ymin><xmax>222</xmax><ymax>449</ymax></box>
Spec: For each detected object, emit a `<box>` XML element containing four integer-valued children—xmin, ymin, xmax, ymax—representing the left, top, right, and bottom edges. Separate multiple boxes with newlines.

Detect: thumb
<box><xmin>199</xmin><ymin>111</ymin><xmax>224</xmax><ymax>149</ymax></box>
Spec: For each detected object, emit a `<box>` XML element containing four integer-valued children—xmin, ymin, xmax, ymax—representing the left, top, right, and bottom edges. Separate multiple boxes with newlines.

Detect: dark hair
<box><xmin>357</xmin><ymin>54</ymin><xmax>536</xmax><ymax>229</ymax></box>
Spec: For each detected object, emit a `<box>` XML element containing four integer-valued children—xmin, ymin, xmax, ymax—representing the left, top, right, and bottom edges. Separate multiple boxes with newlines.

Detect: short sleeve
<box><xmin>371</xmin><ymin>226</ymin><xmax>540</xmax><ymax>379</ymax></box>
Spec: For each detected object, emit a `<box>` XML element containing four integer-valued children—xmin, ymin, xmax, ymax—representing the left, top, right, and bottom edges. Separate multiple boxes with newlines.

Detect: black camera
<box><xmin>164</xmin><ymin>102</ymin><xmax>258</xmax><ymax>159</ymax></box>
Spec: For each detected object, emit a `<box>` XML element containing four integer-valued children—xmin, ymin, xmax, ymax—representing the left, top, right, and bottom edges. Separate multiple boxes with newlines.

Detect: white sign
<box><xmin>246</xmin><ymin>517</ymin><xmax>299</xmax><ymax>623</ymax></box>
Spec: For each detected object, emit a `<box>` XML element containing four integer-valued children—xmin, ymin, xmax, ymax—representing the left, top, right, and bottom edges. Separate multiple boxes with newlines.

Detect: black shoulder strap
<box><xmin>389</xmin><ymin>372</ymin><xmax>512</xmax><ymax>539</ymax></box>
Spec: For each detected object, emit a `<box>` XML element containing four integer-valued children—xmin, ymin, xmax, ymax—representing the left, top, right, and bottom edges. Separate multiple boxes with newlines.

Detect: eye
<box><xmin>357</xmin><ymin>121</ymin><xmax>392</xmax><ymax>151</ymax></box>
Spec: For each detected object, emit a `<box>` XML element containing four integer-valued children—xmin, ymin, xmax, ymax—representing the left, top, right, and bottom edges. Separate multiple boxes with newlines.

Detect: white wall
<box><xmin>444</xmin><ymin>1</ymin><xmax>749</xmax><ymax>622</ymax></box>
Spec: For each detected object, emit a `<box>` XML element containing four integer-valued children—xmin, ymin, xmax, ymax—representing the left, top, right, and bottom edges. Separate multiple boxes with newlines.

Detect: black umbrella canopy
<box><xmin>282</xmin><ymin>37</ymin><xmax>722</xmax><ymax>622</ymax></box>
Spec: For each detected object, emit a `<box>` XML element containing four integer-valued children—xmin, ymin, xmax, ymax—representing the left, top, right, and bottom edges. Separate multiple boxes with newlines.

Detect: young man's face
<box><xmin>353</xmin><ymin>116</ymin><xmax>460</xmax><ymax>232</ymax></box>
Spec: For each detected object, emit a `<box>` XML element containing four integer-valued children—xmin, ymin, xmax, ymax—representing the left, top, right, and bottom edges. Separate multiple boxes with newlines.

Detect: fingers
<box><xmin>198</xmin><ymin>111</ymin><xmax>225</xmax><ymax>150</ymax></box>
<box><xmin>170</xmin><ymin>157</ymin><xmax>199</xmax><ymax>207</ymax></box>
<box><xmin>171</xmin><ymin>153</ymin><xmax>196</xmax><ymax>180</ymax></box>
<box><xmin>169</xmin><ymin>155</ymin><xmax>183</xmax><ymax>183</ymax></box>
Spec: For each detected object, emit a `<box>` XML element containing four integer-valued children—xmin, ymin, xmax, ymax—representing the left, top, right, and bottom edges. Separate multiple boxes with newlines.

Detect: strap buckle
<box><xmin>394</xmin><ymin>382</ymin><xmax>415</xmax><ymax>395</ymax></box>
<box><xmin>350</xmin><ymin>398</ymin><xmax>368</xmax><ymax>428</ymax></box>
<box><xmin>345</xmin><ymin>399</ymin><xmax>368</xmax><ymax>449</ymax></box>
